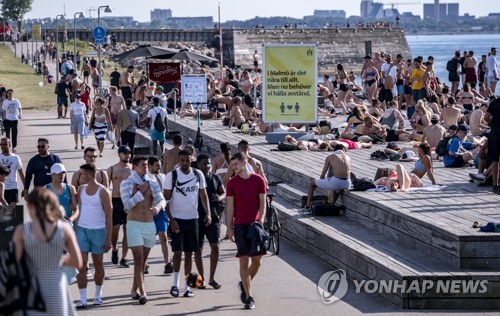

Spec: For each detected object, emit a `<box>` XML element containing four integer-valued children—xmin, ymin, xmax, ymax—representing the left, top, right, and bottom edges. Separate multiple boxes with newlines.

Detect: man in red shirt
<box><xmin>225</xmin><ymin>152</ymin><xmax>266</xmax><ymax>310</ymax></box>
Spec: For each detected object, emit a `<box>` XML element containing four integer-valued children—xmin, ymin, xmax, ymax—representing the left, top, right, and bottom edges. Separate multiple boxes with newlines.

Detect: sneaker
<box><xmin>493</xmin><ymin>186</ymin><xmax>500</xmax><ymax>195</ymax></box>
<box><xmin>111</xmin><ymin>250</ymin><xmax>118</xmax><ymax>265</ymax></box>
<box><xmin>244</xmin><ymin>296</ymin><xmax>255</xmax><ymax>309</ymax></box>
<box><xmin>170</xmin><ymin>286</ymin><xmax>179</xmax><ymax>297</ymax></box>
<box><xmin>120</xmin><ymin>258</ymin><xmax>130</xmax><ymax>268</ymax></box>
<box><xmin>238</xmin><ymin>281</ymin><xmax>246</xmax><ymax>304</ymax></box>
<box><xmin>164</xmin><ymin>262</ymin><xmax>174</xmax><ymax>274</ymax></box>
<box><xmin>144</xmin><ymin>264</ymin><xmax>150</xmax><ymax>274</ymax></box>
<box><xmin>470</xmin><ymin>173</ymin><xmax>486</xmax><ymax>180</ymax></box>
<box><xmin>86</xmin><ymin>268</ymin><xmax>93</xmax><ymax>278</ymax></box>
<box><xmin>183</xmin><ymin>290</ymin><xmax>195</xmax><ymax>298</ymax></box>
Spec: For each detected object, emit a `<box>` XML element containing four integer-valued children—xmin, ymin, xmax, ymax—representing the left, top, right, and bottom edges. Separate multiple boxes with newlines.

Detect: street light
<box><xmin>55</xmin><ymin>14</ymin><xmax>65</xmax><ymax>83</ymax></box>
<box><xmin>97</xmin><ymin>5</ymin><xmax>112</xmax><ymax>97</ymax></box>
<box><xmin>73</xmin><ymin>12</ymin><xmax>84</xmax><ymax>65</ymax></box>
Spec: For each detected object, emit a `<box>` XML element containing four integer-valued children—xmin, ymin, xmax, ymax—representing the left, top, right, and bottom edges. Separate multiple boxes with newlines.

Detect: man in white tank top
<box><xmin>75</xmin><ymin>163</ymin><xmax>113</xmax><ymax>309</ymax></box>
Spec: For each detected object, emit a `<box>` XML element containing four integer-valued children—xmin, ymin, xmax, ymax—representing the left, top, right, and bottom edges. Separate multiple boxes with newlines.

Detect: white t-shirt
<box><xmin>487</xmin><ymin>55</ymin><xmax>498</xmax><ymax>77</ymax></box>
<box><xmin>2</xmin><ymin>99</ymin><xmax>22</xmax><ymax>121</ymax></box>
<box><xmin>164</xmin><ymin>168</ymin><xmax>206</xmax><ymax>220</ymax></box>
<box><xmin>69</xmin><ymin>101</ymin><xmax>86</xmax><ymax>116</ymax></box>
<box><xmin>147</xmin><ymin>106</ymin><xmax>167</xmax><ymax>130</ymax></box>
<box><xmin>155</xmin><ymin>93</ymin><xmax>167</xmax><ymax>108</ymax></box>
<box><xmin>0</xmin><ymin>153</ymin><xmax>23</xmax><ymax>190</ymax></box>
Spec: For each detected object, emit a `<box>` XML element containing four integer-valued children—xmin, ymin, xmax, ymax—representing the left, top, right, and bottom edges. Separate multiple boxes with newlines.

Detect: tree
<box><xmin>1</xmin><ymin>0</ymin><xmax>33</xmax><ymax>32</ymax></box>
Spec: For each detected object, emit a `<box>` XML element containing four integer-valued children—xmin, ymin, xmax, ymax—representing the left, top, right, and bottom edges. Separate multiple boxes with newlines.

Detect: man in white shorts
<box><xmin>305</xmin><ymin>144</ymin><xmax>351</xmax><ymax>209</ymax></box>
<box><xmin>487</xmin><ymin>47</ymin><xmax>498</xmax><ymax>93</ymax></box>
<box><xmin>121</xmin><ymin>155</ymin><xmax>166</xmax><ymax>304</ymax></box>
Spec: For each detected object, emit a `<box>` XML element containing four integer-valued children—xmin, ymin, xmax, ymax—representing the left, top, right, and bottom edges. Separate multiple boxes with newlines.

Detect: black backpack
<box><xmin>446</xmin><ymin>59</ymin><xmax>456</xmax><ymax>72</ymax></box>
<box><xmin>350</xmin><ymin>172</ymin><xmax>376</xmax><ymax>191</ymax></box>
<box><xmin>153</xmin><ymin>108</ymin><xmax>166</xmax><ymax>132</ymax></box>
<box><xmin>436</xmin><ymin>135</ymin><xmax>457</xmax><ymax>157</ymax></box>
<box><xmin>171</xmin><ymin>169</ymin><xmax>201</xmax><ymax>197</ymax></box>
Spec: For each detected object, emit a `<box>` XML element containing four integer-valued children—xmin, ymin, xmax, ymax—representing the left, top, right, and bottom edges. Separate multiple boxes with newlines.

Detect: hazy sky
<box><xmin>25</xmin><ymin>0</ymin><xmax>497</xmax><ymax>22</ymax></box>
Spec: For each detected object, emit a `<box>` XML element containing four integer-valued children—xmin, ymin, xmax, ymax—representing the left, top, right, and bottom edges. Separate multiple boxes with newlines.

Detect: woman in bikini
<box><xmin>212</xmin><ymin>142</ymin><xmax>232</xmax><ymax>180</ymax></box>
<box><xmin>458</xmin><ymin>83</ymin><xmax>476</xmax><ymax>112</ymax></box>
<box><xmin>337</xmin><ymin>64</ymin><xmax>350</xmax><ymax>115</ymax></box>
<box><xmin>340</xmin><ymin>106</ymin><xmax>366</xmax><ymax>140</ymax></box>
<box><xmin>363</xmin><ymin>60</ymin><xmax>379</xmax><ymax>104</ymax></box>
<box><xmin>368</xmin><ymin>99</ymin><xmax>384</xmax><ymax>119</ymax></box>
<box><xmin>89</xmin><ymin>97</ymin><xmax>113</xmax><ymax>157</ymax></box>
<box><xmin>410</xmin><ymin>100</ymin><xmax>431</xmax><ymax>141</ymax></box>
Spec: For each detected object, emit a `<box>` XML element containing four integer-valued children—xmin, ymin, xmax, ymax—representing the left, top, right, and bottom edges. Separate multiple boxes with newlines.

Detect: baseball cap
<box><xmin>458</xmin><ymin>124</ymin><xmax>468</xmax><ymax>132</ymax></box>
<box><xmin>75</xmin><ymin>93</ymin><xmax>81</xmax><ymax>98</ymax></box>
<box><xmin>128</xmin><ymin>65</ymin><xmax>135</xmax><ymax>69</ymax></box>
<box><xmin>364</xmin><ymin>55</ymin><xmax>372</xmax><ymax>60</ymax></box>
<box><xmin>50</xmin><ymin>163</ymin><xmax>67</xmax><ymax>174</ymax></box>
<box><xmin>431</xmin><ymin>114</ymin><xmax>440</xmax><ymax>121</ymax></box>
<box><xmin>402</xmin><ymin>151</ymin><xmax>416</xmax><ymax>159</ymax></box>
<box><xmin>118</xmin><ymin>145</ymin><xmax>132</xmax><ymax>154</ymax></box>
<box><xmin>156</xmin><ymin>86</ymin><xmax>164</xmax><ymax>91</ymax></box>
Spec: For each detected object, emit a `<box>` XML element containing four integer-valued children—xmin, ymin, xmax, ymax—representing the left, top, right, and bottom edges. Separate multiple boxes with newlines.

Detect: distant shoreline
<box><xmin>406</xmin><ymin>31</ymin><xmax>498</xmax><ymax>36</ymax></box>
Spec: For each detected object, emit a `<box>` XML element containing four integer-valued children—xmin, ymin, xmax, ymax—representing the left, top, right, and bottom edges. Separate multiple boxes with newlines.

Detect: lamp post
<box><xmin>73</xmin><ymin>12</ymin><xmax>84</xmax><ymax>65</ymax></box>
<box><xmin>55</xmin><ymin>14</ymin><xmax>65</xmax><ymax>83</ymax></box>
<box><xmin>97</xmin><ymin>5</ymin><xmax>112</xmax><ymax>97</ymax></box>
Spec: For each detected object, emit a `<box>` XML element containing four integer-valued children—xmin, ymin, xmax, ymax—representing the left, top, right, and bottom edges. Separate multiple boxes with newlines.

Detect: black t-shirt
<box><xmin>487</xmin><ymin>98</ymin><xmax>500</xmax><ymax>134</ymax></box>
<box><xmin>448</xmin><ymin>59</ymin><xmax>460</xmax><ymax>73</ymax></box>
<box><xmin>478</xmin><ymin>61</ymin><xmax>485</xmax><ymax>75</ymax></box>
<box><xmin>56</xmin><ymin>82</ymin><xmax>68</xmax><ymax>98</ymax></box>
<box><xmin>197</xmin><ymin>173</ymin><xmax>223</xmax><ymax>218</ymax></box>
<box><xmin>110</xmin><ymin>71</ymin><xmax>120</xmax><ymax>87</ymax></box>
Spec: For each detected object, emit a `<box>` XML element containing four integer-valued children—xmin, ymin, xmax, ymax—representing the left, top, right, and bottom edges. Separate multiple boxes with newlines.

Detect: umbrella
<box><xmin>168</xmin><ymin>49</ymin><xmax>217</xmax><ymax>63</ymax></box>
<box><xmin>109</xmin><ymin>45</ymin><xmax>178</xmax><ymax>60</ymax></box>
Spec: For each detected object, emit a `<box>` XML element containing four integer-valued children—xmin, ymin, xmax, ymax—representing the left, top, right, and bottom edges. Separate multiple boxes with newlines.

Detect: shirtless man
<box><xmin>305</xmin><ymin>144</ymin><xmax>351</xmax><ymax>209</ymax></box>
<box><xmin>163</xmin><ymin>134</ymin><xmax>183</xmax><ymax>174</ymax></box>
<box><xmin>223</xmin><ymin>140</ymin><xmax>267</xmax><ymax>187</ymax></box>
<box><xmin>373</xmin><ymin>52</ymin><xmax>385</xmax><ymax>73</ymax></box>
<box><xmin>361</xmin><ymin>116</ymin><xmax>388</xmax><ymax>140</ymax></box>
<box><xmin>71</xmin><ymin>73</ymin><xmax>82</xmax><ymax>100</ymax></box>
<box><xmin>106</xmin><ymin>145</ymin><xmax>132</xmax><ymax>267</ymax></box>
<box><xmin>441</xmin><ymin>97</ymin><xmax>462</xmax><ymax>129</ymax></box>
<box><xmin>323</xmin><ymin>75</ymin><xmax>334</xmax><ymax>93</ymax></box>
<box><xmin>469</xmin><ymin>104</ymin><xmax>489</xmax><ymax>136</ymax></box>
<box><xmin>120</xmin><ymin>65</ymin><xmax>136</xmax><ymax>101</ymax></box>
<box><xmin>71</xmin><ymin>147</ymin><xmax>109</xmax><ymax>189</ymax></box>
<box><xmin>421</xmin><ymin>114</ymin><xmax>446</xmax><ymax>149</ymax></box>
<box><xmin>82</xmin><ymin>60</ymin><xmax>91</xmax><ymax>84</ymax></box>
<box><xmin>108</xmin><ymin>86</ymin><xmax>125</xmax><ymax>148</ymax></box>
<box><xmin>239</xmin><ymin>71</ymin><xmax>254</xmax><ymax>95</ymax></box>
<box><xmin>120</xmin><ymin>155</ymin><xmax>166</xmax><ymax>304</ymax></box>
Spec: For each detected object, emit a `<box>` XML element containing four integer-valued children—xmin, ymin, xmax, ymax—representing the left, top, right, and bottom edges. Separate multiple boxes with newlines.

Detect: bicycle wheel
<box><xmin>266</xmin><ymin>209</ymin><xmax>274</xmax><ymax>251</ymax></box>
<box><xmin>271</xmin><ymin>209</ymin><xmax>281</xmax><ymax>255</ymax></box>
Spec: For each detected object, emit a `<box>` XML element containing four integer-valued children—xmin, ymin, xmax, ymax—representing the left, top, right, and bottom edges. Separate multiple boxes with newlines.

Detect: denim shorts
<box><xmin>76</xmin><ymin>226</ymin><xmax>106</xmax><ymax>254</ymax></box>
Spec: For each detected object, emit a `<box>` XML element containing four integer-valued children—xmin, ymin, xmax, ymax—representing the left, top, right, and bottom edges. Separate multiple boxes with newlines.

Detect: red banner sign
<box><xmin>148</xmin><ymin>63</ymin><xmax>181</xmax><ymax>82</ymax></box>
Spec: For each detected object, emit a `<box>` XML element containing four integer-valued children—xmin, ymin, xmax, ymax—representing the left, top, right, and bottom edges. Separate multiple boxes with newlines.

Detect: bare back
<box><xmin>163</xmin><ymin>147</ymin><xmax>181</xmax><ymax>174</ymax></box>
<box><xmin>107</xmin><ymin>163</ymin><xmax>132</xmax><ymax>197</ymax></box>
<box><xmin>422</xmin><ymin>125</ymin><xmax>446</xmax><ymax>149</ymax></box>
<box><xmin>328</xmin><ymin>152</ymin><xmax>350</xmax><ymax>179</ymax></box>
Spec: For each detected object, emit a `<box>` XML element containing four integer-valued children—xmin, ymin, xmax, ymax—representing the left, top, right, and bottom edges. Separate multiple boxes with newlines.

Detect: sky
<box><xmin>25</xmin><ymin>0</ymin><xmax>497</xmax><ymax>22</ymax></box>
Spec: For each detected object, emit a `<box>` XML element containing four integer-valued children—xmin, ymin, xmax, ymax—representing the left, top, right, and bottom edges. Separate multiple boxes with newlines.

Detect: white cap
<box><xmin>50</xmin><ymin>163</ymin><xmax>66</xmax><ymax>174</ymax></box>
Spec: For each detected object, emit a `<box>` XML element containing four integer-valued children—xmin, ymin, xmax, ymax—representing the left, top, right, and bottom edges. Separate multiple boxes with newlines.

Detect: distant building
<box><xmin>313</xmin><ymin>10</ymin><xmax>346</xmax><ymax>19</ymax></box>
<box><xmin>164</xmin><ymin>17</ymin><xmax>213</xmax><ymax>28</ymax></box>
<box><xmin>150</xmin><ymin>9</ymin><xmax>172</xmax><ymax>22</ymax></box>
<box><xmin>360</xmin><ymin>0</ymin><xmax>400</xmax><ymax>19</ymax></box>
<box><xmin>422</xmin><ymin>1</ymin><xmax>460</xmax><ymax>21</ymax></box>
<box><xmin>102</xmin><ymin>16</ymin><xmax>135</xmax><ymax>24</ymax></box>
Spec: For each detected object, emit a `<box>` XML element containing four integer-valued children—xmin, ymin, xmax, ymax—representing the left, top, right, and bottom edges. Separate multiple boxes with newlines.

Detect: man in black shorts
<box><xmin>226</xmin><ymin>152</ymin><xmax>267</xmax><ymax>309</ymax></box>
<box><xmin>163</xmin><ymin>150</ymin><xmax>211</xmax><ymax>298</ymax></box>
<box><xmin>485</xmin><ymin>98</ymin><xmax>500</xmax><ymax>193</ymax></box>
<box><xmin>194</xmin><ymin>154</ymin><xmax>225</xmax><ymax>290</ymax></box>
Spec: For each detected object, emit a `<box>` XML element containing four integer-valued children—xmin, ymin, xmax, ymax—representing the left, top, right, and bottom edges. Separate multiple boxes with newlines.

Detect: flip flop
<box><xmin>139</xmin><ymin>296</ymin><xmax>148</xmax><ymax>305</ymax></box>
<box><xmin>76</xmin><ymin>302</ymin><xmax>87</xmax><ymax>309</ymax></box>
<box><xmin>209</xmin><ymin>280</ymin><xmax>221</xmax><ymax>289</ymax></box>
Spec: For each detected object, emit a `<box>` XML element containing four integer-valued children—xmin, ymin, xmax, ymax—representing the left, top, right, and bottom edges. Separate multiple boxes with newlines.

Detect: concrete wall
<box><xmin>48</xmin><ymin>28</ymin><xmax>410</xmax><ymax>72</ymax></box>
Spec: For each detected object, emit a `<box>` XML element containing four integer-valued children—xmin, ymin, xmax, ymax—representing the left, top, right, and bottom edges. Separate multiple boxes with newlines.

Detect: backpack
<box><xmin>171</xmin><ymin>168</ymin><xmax>201</xmax><ymax>197</ymax></box>
<box><xmin>350</xmin><ymin>172</ymin><xmax>376</xmax><ymax>191</ymax></box>
<box><xmin>311</xmin><ymin>202</ymin><xmax>342</xmax><ymax>216</ymax></box>
<box><xmin>277</xmin><ymin>142</ymin><xmax>298</xmax><ymax>151</ymax></box>
<box><xmin>153</xmin><ymin>108</ymin><xmax>166</xmax><ymax>132</ymax></box>
<box><xmin>436</xmin><ymin>135</ymin><xmax>457</xmax><ymax>157</ymax></box>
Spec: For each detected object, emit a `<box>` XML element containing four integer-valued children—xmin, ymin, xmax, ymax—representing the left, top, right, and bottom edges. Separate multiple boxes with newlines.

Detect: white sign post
<box><xmin>181</xmin><ymin>75</ymin><xmax>207</xmax><ymax>110</ymax></box>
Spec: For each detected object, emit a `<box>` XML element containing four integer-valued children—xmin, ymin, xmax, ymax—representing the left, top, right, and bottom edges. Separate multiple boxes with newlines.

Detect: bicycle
<box><xmin>265</xmin><ymin>181</ymin><xmax>283</xmax><ymax>255</ymax></box>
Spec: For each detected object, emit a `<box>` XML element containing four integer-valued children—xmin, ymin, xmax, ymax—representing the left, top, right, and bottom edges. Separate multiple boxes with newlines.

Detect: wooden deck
<box><xmin>135</xmin><ymin>114</ymin><xmax>500</xmax><ymax>309</ymax></box>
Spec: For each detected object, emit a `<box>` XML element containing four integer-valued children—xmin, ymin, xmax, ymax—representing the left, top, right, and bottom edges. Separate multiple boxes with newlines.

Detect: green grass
<box><xmin>0</xmin><ymin>45</ymin><xmax>55</xmax><ymax>109</ymax></box>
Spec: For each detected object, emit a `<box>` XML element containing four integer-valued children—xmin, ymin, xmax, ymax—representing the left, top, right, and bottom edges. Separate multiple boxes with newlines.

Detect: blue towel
<box><xmin>479</xmin><ymin>222</ymin><xmax>500</xmax><ymax>233</ymax></box>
